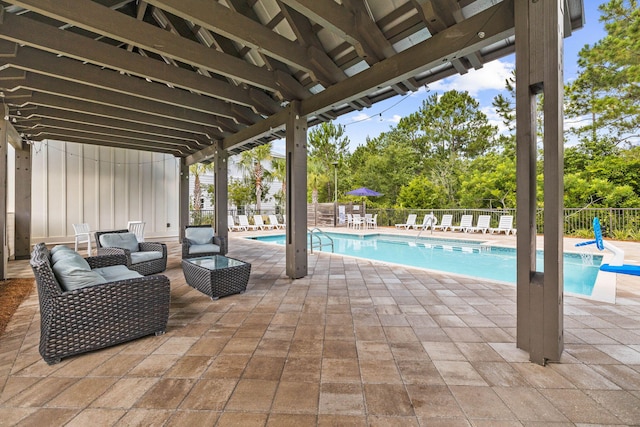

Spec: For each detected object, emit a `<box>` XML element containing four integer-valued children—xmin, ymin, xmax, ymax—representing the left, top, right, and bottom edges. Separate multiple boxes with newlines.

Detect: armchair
<box><xmin>182</xmin><ymin>225</ymin><xmax>227</xmax><ymax>259</ymax></box>
<box><xmin>95</xmin><ymin>229</ymin><xmax>167</xmax><ymax>275</ymax></box>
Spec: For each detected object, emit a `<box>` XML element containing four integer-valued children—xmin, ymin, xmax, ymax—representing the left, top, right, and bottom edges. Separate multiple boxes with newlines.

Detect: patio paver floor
<box><xmin>1</xmin><ymin>228</ymin><xmax>640</xmax><ymax>426</ymax></box>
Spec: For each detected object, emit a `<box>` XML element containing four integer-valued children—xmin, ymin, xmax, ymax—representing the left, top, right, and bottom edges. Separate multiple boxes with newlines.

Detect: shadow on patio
<box><xmin>2</xmin><ymin>234</ymin><xmax>640</xmax><ymax>425</ymax></box>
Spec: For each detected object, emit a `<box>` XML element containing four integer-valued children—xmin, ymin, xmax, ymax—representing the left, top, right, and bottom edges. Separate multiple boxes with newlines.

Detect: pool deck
<box><xmin>2</xmin><ymin>227</ymin><xmax>640</xmax><ymax>425</ymax></box>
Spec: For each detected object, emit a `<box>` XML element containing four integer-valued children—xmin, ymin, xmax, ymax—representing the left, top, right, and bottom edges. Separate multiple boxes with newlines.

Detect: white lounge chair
<box><xmin>268</xmin><ymin>214</ymin><xmax>285</xmax><ymax>229</ymax></box>
<box><xmin>127</xmin><ymin>220</ymin><xmax>145</xmax><ymax>242</ymax></box>
<box><xmin>490</xmin><ymin>215</ymin><xmax>516</xmax><ymax>235</ymax></box>
<box><xmin>451</xmin><ymin>215</ymin><xmax>473</xmax><ymax>232</ymax></box>
<box><xmin>253</xmin><ymin>215</ymin><xmax>274</xmax><ymax>230</ymax></box>
<box><xmin>395</xmin><ymin>214</ymin><xmax>417</xmax><ymax>230</ymax></box>
<box><xmin>433</xmin><ymin>214</ymin><xmax>453</xmax><ymax>231</ymax></box>
<box><xmin>228</xmin><ymin>215</ymin><xmax>247</xmax><ymax>231</ymax></box>
<box><xmin>467</xmin><ymin>215</ymin><xmax>491</xmax><ymax>234</ymax></box>
<box><xmin>416</xmin><ymin>214</ymin><xmax>438</xmax><ymax>231</ymax></box>
<box><xmin>346</xmin><ymin>213</ymin><xmax>354</xmax><ymax>228</ymax></box>
<box><xmin>238</xmin><ymin>214</ymin><xmax>259</xmax><ymax>231</ymax></box>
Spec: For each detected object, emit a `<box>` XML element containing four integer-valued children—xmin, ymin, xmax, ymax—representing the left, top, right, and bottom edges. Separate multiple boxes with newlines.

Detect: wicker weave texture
<box><xmin>182</xmin><ymin>256</ymin><xmax>250</xmax><ymax>300</ymax></box>
<box><xmin>30</xmin><ymin>243</ymin><xmax>170</xmax><ymax>365</ymax></box>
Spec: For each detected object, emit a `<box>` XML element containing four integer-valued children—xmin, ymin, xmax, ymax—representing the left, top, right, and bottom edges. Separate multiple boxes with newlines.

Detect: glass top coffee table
<box><xmin>181</xmin><ymin>255</ymin><xmax>251</xmax><ymax>300</ymax></box>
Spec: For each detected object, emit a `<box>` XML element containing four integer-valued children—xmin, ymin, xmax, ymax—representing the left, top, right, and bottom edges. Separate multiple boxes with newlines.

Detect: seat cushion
<box><xmin>130</xmin><ymin>251</ymin><xmax>164</xmax><ymax>264</ymax></box>
<box><xmin>188</xmin><ymin>243</ymin><xmax>220</xmax><ymax>255</ymax></box>
<box><xmin>185</xmin><ymin>227</ymin><xmax>214</xmax><ymax>245</ymax></box>
<box><xmin>52</xmin><ymin>253</ymin><xmax>107</xmax><ymax>291</ymax></box>
<box><xmin>99</xmin><ymin>232</ymin><xmax>139</xmax><ymax>253</ymax></box>
<box><xmin>92</xmin><ymin>265</ymin><xmax>144</xmax><ymax>281</ymax></box>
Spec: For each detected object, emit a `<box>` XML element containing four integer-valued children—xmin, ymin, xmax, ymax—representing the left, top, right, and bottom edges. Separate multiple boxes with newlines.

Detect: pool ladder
<box><xmin>308</xmin><ymin>228</ymin><xmax>334</xmax><ymax>254</ymax></box>
<box><xmin>415</xmin><ymin>217</ymin><xmax>435</xmax><ymax>242</ymax></box>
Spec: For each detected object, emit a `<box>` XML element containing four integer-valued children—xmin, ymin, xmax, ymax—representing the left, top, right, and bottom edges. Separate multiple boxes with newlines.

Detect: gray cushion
<box><xmin>130</xmin><ymin>251</ymin><xmax>163</xmax><ymax>264</ymax></box>
<box><xmin>185</xmin><ymin>227</ymin><xmax>214</xmax><ymax>245</ymax></box>
<box><xmin>189</xmin><ymin>243</ymin><xmax>220</xmax><ymax>254</ymax></box>
<box><xmin>52</xmin><ymin>255</ymin><xmax>106</xmax><ymax>291</ymax></box>
<box><xmin>92</xmin><ymin>265</ymin><xmax>144</xmax><ymax>282</ymax></box>
<box><xmin>51</xmin><ymin>248</ymin><xmax>82</xmax><ymax>264</ymax></box>
<box><xmin>51</xmin><ymin>245</ymin><xmax>73</xmax><ymax>255</ymax></box>
<box><xmin>99</xmin><ymin>232</ymin><xmax>139</xmax><ymax>253</ymax></box>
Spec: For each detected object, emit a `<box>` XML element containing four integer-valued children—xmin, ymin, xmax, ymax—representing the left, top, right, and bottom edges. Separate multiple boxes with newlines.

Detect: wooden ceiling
<box><xmin>0</xmin><ymin>0</ymin><xmax>584</xmax><ymax>163</ymax></box>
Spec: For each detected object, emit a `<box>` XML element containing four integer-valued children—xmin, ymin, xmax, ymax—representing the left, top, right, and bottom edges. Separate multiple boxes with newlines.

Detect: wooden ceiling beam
<box><xmin>0</xmin><ymin>10</ymin><xmax>281</xmax><ymax>114</ymax></box>
<box><xmin>6</xmin><ymin>0</ymin><xmax>286</xmax><ymax>93</ymax></box>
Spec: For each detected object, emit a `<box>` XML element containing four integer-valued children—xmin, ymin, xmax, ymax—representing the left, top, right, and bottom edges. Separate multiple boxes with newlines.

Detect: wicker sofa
<box><xmin>182</xmin><ymin>225</ymin><xmax>227</xmax><ymax>259</ymax></box>
<box><xmin>95</xmin><ymin>229</ymin><xmax>167</xmax><ymax>275</ymax></box>
<box><xmin>29</xmin><ymin>243</ymin><xmax>170</xmax><ymax>365</ymax></box>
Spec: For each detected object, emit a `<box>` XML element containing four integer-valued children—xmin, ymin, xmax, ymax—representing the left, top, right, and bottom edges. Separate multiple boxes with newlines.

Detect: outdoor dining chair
<box><xmin>72</xmin><ymin>223</ymin><xmax>93</xmax><ymax>255</ymax></box>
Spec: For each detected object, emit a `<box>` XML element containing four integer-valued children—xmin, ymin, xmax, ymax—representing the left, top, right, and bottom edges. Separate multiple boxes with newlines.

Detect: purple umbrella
<box><xmin>346</xmin><ymin>187</ymin><xmax>383</xmax><ymax>212</ymax></box>
<box><xmin>346</xmin><ymin>187</ymin><xmax>383</xmax><ymax>197</ymax></box>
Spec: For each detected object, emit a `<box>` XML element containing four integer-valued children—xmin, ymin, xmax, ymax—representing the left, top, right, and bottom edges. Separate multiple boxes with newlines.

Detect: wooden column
<box><xmin>178</xmin><ymin>157</ymin><xmax>190</xmax><ymax>242</ymax></box>
<box><xmin>213</xmin><ymin>141</ymin><xmax>228</xmax><ymax>254</ymax></box>
<box><xmin>515</xmin><ymin>0</ymin><xmax>565</xmax><ymax>365</ymax></box>
<box><xmin>285</xmin><ymin>101</ymin><xmax>308</xmax><ymax>279</ymax></box>
<box><xmin>13</xmin><ymin>142</ymin><xmax>31</xmax><ymax>260</ymax></box>
<box><xmin>0</xmin><ymin>115</ymin><xmax>7</xmax><ymax>279</ymax></box>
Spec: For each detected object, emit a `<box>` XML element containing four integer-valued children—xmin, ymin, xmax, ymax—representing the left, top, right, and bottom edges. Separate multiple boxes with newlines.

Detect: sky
<box><xmin>273</xmin><ymin>1</ymin><xmax>609</xmax><ymax>154</ymax></box>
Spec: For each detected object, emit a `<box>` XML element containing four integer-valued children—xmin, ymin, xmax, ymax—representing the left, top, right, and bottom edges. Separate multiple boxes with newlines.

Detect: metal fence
<box><xmin>367</xmin><ymin>207</ymin><xmax>640</xmax><ymax>240</ymax></box>
<box><xmin>191</xmin><ymin>207</ymin><xmax>640</xmax><ymax>240</ymax></box>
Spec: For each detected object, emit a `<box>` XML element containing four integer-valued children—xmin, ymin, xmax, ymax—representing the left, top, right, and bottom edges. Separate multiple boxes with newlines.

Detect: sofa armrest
<box><xmin>86</xmin><ymin>254</ymin><xmax>128</xmax><ymax>269</ymax></box>
<box><xmin>139</xmin><ymin>242</ymin><xmax>167</xmax><ymax>256</ymax></box>
<box><xmin>213</xmin><ymin>235</ymin><xmax>228</xmax><ymax>254</ymax></box>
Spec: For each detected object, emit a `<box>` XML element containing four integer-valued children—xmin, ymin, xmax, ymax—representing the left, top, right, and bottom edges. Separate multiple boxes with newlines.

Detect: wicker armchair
<box><xmin>95</xmin><ymin>229</ymin><xmax>167</xmax><ymax>275</ymax></box>
<box><xmin>29</xmin><ymin>243</ymin><xmax>170</xmax><ymax>365</ymax></box>
<box><xmin>182</xmin><ymin>225</ymin><xmax>227</xmax><ymax>259</ymax></box>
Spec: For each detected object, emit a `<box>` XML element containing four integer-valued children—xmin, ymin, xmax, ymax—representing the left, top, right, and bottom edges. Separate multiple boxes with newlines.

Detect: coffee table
<box><xmin>181</xmin><ymin>255</ymin><xmax>251</xmax><ymax>300</ymax></box>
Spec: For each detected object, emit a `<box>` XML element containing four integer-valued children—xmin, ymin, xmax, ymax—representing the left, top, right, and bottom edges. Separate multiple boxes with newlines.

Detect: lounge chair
<box><xmin>346</xmin><ymin>213</ymin><xmax>353</xmax><ymax>228</ymax></box>
<box><xmin>467</xmin><ymin>215</ymin><xmax>491</xmax><ymax>234</ymax></box>
<box><xmin>95</xmin><ymin>230</ymin><xmax>167</xmax><ymax>275</ymax></box>
<box><xmin>395</xmin><ymin>214</ymin><xmax>417</xmax><ymax>230</ymax></box>
<box><xmin>451</xmin><ymin>215</ymin><xmax>473</xmax><ymax>232</ymax></box>
<box><xmin>228</xmin><ymin>215</ymin><xmax>247</xmax><ymax>231</ymax></box>
<box><xmin>238</xmin><ymin>214</ymin><xmax>259</xmax><ymax>231</ymax></box>
<box><xmin>268</xmin><ymin>214</ymin><xmax>285</xmax><ymax>229</ymax></box>
<box><xmin>182</xmin><ymin>225</ymin><xmax>227</xmax><ymax>258</ymax></box>
<box><xmin>254</xmin><ymin>215</ymin><xmax>274</xmax><ymax>230</ymax></box>
<box><xmin>416</xmin><ymin>214</ymin><xmax>438</xmax><ymax>231</ymax></box>
<box><xmin>433</xmin><ymin>214</ymin><xmax>453</xmax><ymax>231</ymax></box>
<box><xmin>490</xmin><ymin>215</ymin><xmax>516</xmax><ymax>235</ymax></box>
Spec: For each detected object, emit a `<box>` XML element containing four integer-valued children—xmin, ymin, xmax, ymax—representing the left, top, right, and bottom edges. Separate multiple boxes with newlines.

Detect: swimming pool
<box><xmin>248</xmin><ymin>232</ymin><xmax>604</xmax><ymax>297</ymax></box>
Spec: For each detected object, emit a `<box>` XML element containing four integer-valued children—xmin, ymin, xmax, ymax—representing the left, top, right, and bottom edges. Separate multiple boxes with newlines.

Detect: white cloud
<box><xmin>349</xmin><ymin>112</ymin><xmax>373</xmax><ymax>123</ymax></box>
<box><xmin>388</xmin><ymin>114</ymin><xmax>402</xmax><ymax>124</ymax></box>
<box><xmin>429</xmin><ymin>59</ymin><xmax>514</xmax><ymax>96</ymax></box>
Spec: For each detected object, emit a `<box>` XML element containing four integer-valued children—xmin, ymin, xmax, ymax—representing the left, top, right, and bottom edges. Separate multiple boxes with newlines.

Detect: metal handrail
<box><xmin>308</xmin><ymin>228</ymin><xmax>334</xmax><ymax>254</ymax></box>
<box><xmin>415</xmin><ymin>215</ymin><xmax>436</xmax><ymax>242</ymax></box>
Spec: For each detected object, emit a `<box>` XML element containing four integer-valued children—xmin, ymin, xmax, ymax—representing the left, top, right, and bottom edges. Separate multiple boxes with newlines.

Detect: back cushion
<box><xmin>99</xmin><ymin>232</ymin><xmax>139</xmax><ymax>252</ymax></box>
<box><xmin>185</xmin><ymin>227</ymin><xmax>214</xmax><ymax>245</ymax></box>
<box><xmin>50</xmin><ymin>245</ymin><xmax>73</xmax><ymax>255</ymax></box>
<box><xmin>52</xmin><ymin>252</ymin><xmax>106</xmax><ymax>291</ymax></box>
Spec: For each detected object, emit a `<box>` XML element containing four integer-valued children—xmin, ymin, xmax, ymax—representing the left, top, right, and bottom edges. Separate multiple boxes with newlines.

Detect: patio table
<box><xmin>181</xmin><ymin>255</ymin><xmax>251</xmax><ymax>300</ymax></box>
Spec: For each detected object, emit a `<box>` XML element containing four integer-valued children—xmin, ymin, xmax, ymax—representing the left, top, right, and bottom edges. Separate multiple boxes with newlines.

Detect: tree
<box><xmin>270</xmin><ymin>157</ymin><xmax>286</xmax><ymax>212</ymax></box>
<box><xmin>459</xmin><ymin>154</ymin><xmax>517</xmax><ymax>209</ymax></box>
<box><xmin>565</xmin><ymin>0</ymin><xmax>640</xmax><ymax>152</ymax></box>
<box><xmin>308</xmin><ymin>122</ymin><xmax>350</xmax><ymax>202</ymax></box>
<box><xmin>418</xmin><ymin>90</ymin><xmax>497</xmax><ymax>159</ymax></box>
<box><xmin>396</xmin><ymin>176</ymin><xmax>448</xmax><ymax>209</ymax></box>
<box><xmin>228</xmin><ymin>177</ymin><xmax>253</xmax><ymax>214</ymax></box>
<box><xmin>189</xmin><ymin>162</ymin><xmax>214</xmax><ymax>212</ymax></box>
<box><xmin>238</xmin><ymin>144</ymin><xmax>273</xmax><ymax>212</ymax></box>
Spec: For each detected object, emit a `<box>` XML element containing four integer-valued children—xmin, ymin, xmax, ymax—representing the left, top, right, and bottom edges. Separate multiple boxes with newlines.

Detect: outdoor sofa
<box><xmin>29</xmin><ymin>243</ymin><xmax>170</xmax><ymax>365</ymax></box>
<box><xmin>95</xmin><ymin>229</ymin><xmax>167</xmax><ymax>275</ymax></box>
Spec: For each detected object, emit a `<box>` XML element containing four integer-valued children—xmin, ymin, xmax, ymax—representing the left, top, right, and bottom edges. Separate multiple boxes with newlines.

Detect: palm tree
<box><xmin>238</xmin><ymin>144</ymin><xmax>273</xmax><ymax>212</ymax></box>
<box><xmin>270</xmin><ymin>157</ymin><xmax>286</xmax><ymax>211</ymax></box>
<box><xmin>189</xmin><ymin>162</ymin><xmax>214</xmax><ymax>213</ymax></box>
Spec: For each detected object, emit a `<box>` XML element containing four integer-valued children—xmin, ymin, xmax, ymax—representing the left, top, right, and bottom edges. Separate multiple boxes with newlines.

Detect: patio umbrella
<box><xmin>346</xmin><ymin>187</ymin><xmax>383</xmax><ymax>212</ymax></box>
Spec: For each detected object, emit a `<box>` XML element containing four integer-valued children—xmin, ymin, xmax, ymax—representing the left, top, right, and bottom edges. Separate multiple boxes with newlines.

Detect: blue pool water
<box><xmin>248</xmin><ymin>233</ymin><xmax>603</xmax><ymax>296</ymax></box>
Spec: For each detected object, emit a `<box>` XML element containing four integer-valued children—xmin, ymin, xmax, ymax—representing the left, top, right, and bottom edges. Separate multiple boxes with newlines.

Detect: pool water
<box><xmin>249</xmin><ymin>233</ymin><xmax>603</xmax><ymax>297</ymax></box>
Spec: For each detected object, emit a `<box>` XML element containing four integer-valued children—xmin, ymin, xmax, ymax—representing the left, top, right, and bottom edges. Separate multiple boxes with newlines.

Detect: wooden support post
<box><xmin>13</xmin><ymin>142</ymin><xmax>31</xmax><ymax>259</ymax></box>
<box><xmin>213</xmin><ymin>141</ymin><xmax>228</xmax><ymax>254</ymax></box>
<box><xmin>178</xmin><ymin>157</ymin><xmax>190</xmax><ymax>242</ymax></box>
<box><xmin>285</xmin><ymin>101</ymin><xmax>308</xmax><ymax>279</ymax></box>
<box><xmin>515</xmin><ymin>0</ymin><xmax>565</xmax><ymax>365</ymax></box>
<box><xmin>0</xmin><ymin>114</ymin><xmax>7</xmax><ymax>279</ymax></box>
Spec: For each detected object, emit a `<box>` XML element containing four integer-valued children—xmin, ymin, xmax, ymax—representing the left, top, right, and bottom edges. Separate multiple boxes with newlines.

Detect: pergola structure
<box><xmin>0</xmin><ymin>0</ymin><xmax>584</xmax><ymax>365</ymax></box>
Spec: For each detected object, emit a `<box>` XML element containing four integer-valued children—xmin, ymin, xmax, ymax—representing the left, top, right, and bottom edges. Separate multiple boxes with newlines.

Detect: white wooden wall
<box><xmin>29</xmin><ymin>140</ymin><xmax>180</xmax><ymax>244</ymax></box>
